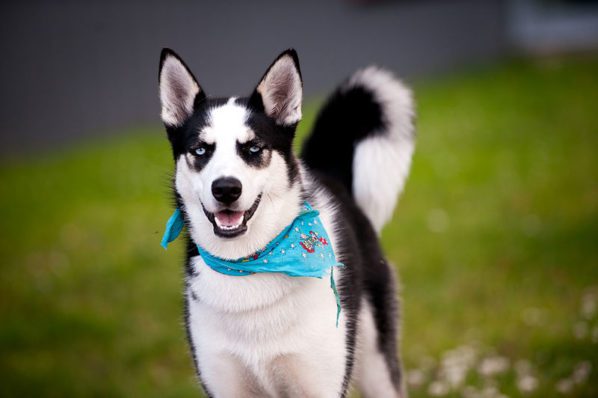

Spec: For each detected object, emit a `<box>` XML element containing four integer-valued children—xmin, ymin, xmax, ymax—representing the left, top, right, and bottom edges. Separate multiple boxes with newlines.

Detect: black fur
<box><xmin>163</xmin><ymin>95</ymin><xmax>299</xmax><ymax>186</ymax></box>
<box><xmin>302</xmin><ymin>85</ymin><xmax>385</xmax><ymax>193</ymax></box>
<box><xmin>181</xmin><ymin>233</ymin><xmax>212</xmax><ymax>397</ymax></box>
<box><xmin>306</xmin><ymin>172</ymin><xmax>403</xmax><ymax>395</ymax></box>
<box><xmin>241</xmin><ymin>98</ymin><xmax>300</xmax><ymax>186</ymax></box>
<box><xmin>304</xmin><ymin>173</ymin><xmax>363</xmax><ymax>395</ymax></box>
<box><xmin>236</xmin><ymin>140</ymin><xmax>272</xmax><ymax>168</ymax></box>
<box><xmin>302</xmin><ymin>71</ymin><xmax>405</xmax><ymax>392</ymax></box>
<box><xmin>317</xmin><ymin>173</ymin><xmax>403</xmax><ymax>390</ymax></box>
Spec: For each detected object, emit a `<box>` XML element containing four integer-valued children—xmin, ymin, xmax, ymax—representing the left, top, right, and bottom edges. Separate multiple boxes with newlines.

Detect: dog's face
<box><xmin>159</xmin><ymin>49</ymin><xmax>304</xmax><ymax>256</ymax></box>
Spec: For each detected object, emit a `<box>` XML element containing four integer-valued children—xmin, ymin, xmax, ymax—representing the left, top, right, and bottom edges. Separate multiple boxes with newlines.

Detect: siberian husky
<box><xmin>158</xmin><ymin>48</ymin><xmax>415</xmax><ymax>397</ymax></box>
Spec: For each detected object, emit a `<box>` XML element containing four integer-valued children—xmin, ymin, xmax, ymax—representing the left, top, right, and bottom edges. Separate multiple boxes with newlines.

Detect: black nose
<box><xmin>211</xmin><ymin>177</ymin><xmax>242</xmax><ymax>204</ymax></box>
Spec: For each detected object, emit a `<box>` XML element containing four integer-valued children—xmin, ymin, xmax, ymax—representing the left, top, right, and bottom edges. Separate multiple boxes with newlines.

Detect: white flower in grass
<box><xmin>478</xmin><ymin>356</ymin><xmax>510</xmax><ymax>377</ymax></box>
<box><xmin>462</xmin><ymin>386</ymin><xmax>480</xmax><ymax>398</ymax></box>
<box><xmin>556</xmin><ymin>378</ymin><xmax>574</xmax><ymax>394</ymax></box>
<box><xmin>514</xmin><ymin>359</ymin><xmax>537</xmax><ymax>393</ymax></box>
<box><xmin>428</xmin><ymin>380</ymin><xmax>450</xmax><ymax>396</ymax></box>
<box><xmin>464</xmin><ymin>385</ymin><xmax>508</xmax><ymax>398</ymax></box>
<box><xmin>571</xmin><ymin>361</ymin><xmax>591</xmax><ymax>384</ymax></box>
<box><xmin>555</xmin><ymin>360</ymin><xmax>592</xmax><ymax>394</ymax></box>
<box><xmin>443</xmin><ymin>365</ymin><xmax>467</xmax><ymax>388</ymax></box>
<box><xmin>440</xmin><ymin>345</ymin><xmax>477</xmax><ymax>387</ymax></box>
<box><xmin>406</xmin><ymin>368</ymin><xmax>426</xmax><ymax>388</ymax></box>
<box><xmin>480</xmin><ymin>386</ymin><xmax>502</xmax><ymax>398</ymax></box>
<box><xmin>517</xmin><ymin>374</ymin><xmax>538</xmax><ymax>393</ymax></box>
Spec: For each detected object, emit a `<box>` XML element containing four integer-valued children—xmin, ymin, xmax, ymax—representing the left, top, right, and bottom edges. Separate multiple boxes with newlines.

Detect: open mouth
<box><xmin>202</xmin><ymin>194</ymin><xmax>262</xmax><ymax>238</ymax></box>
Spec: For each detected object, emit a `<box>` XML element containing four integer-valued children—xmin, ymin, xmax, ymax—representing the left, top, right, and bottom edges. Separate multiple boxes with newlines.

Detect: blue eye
<box><xmin>249</xmin><ymin>145</ymin><xmax>261</xmax><ymax>154</ymax></box>
<box><xmin>195</xmin><ymin>147</ymin><xmax>206</xmax><ymax>156</ymax></box>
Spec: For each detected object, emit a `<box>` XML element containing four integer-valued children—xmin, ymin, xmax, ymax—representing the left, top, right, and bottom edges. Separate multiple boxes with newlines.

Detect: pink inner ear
<box><xmin>257</xmin><ymin>55</ymin><xmax>302</xmax><ymax>124</ymax></box>
<box><xmin>160</xmin><ymin>55</ymin><xmax>201</xmax><ymax>126</ymax></box>
<box><xmin>268</xmin><ymin>74</ymin><xmax>294</xmax><ymax>115</ymax></box>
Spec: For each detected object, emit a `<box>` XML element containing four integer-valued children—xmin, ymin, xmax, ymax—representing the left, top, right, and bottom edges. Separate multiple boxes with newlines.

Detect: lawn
<box><xmin>1</xmin><ymin>55</ymin><xmax>597</xmax><ymax>397</ymax></box>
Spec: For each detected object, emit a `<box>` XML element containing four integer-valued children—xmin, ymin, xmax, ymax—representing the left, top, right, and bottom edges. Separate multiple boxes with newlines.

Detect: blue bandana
<box><xmin>161</xmin><ymin>202</ymin><xmax>344</xmax><ymax>326</ymax></box>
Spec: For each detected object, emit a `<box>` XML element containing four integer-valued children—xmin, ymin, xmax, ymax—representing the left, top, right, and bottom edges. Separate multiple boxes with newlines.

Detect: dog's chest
<box><xmin>185</xmin><ymin>256</ymin><xmax>345</xmax><ymax>365</ymax></box>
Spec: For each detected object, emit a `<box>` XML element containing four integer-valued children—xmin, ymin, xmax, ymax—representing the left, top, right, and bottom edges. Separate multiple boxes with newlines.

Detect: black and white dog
<box><xmin>158</xmin><ymin>48</ymin><xmax>415</xmax><ymax>398</ymax></box>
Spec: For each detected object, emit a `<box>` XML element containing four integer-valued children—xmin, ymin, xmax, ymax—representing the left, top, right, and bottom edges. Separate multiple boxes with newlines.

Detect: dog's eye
<box><xmin>195</xmin><ymin>147</ymin><xmax>207</xmax><ymax>156</ymax></box>
<box><xmin>249</xmin><ymin>145</ymin><xmax>262</xmax><ymax>154</ymax></box>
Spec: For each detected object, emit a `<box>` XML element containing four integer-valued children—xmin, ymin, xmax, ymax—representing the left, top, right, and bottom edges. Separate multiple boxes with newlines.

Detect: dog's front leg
<box><xmin>267</xmin><ymin>354</ymin><xmax>344</xmax><ymax>398</ymax></box>
<box><xmin>199</xmin><ymin>351</ymin><xmax>267</xmax><ymax>398</ymax></box>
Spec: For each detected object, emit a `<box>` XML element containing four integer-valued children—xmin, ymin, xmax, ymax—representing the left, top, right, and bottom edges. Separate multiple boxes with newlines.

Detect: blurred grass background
<box><xmin>1</xmin><ymin>55</ymin><xmax>597</xmax><ymax>397</ymax></box>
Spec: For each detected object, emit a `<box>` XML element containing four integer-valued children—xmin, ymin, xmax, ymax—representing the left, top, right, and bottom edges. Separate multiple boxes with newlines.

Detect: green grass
<box><xmin>1</xmin><ymin>55</ymin><xmax>597</xmax><ymax>397</ymax></box>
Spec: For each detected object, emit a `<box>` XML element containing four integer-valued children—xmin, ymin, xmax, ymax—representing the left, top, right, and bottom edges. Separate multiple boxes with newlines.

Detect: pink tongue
<box><xmin>216</xmin><ymin>211</ymin><xmax>244</xmax><ymax>227</ymax></box>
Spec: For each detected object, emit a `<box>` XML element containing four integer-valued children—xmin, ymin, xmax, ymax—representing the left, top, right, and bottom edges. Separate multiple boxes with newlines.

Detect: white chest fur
<box><xmin>186</xmin><ymin>260</ymin><xmax>347</xmax><ymax>396</ymax></box>
<box><xmin>185</xmin><ymin>193</ymin><xmax>348</xmax><ymax>396</ymax></box>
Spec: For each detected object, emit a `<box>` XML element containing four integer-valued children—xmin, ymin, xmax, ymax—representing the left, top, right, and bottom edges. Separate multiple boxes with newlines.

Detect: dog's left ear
<box><xmin>249</xmin><ymin>49</ymin><xmax>303</xmax><ymax>126</ymax></box>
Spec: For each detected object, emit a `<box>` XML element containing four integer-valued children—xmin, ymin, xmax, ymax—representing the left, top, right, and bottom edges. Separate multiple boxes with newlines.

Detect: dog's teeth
<box><xmin>214</xmin><ymin>212</ymin><xmax>244</xmax><ymax>230</ymax></box>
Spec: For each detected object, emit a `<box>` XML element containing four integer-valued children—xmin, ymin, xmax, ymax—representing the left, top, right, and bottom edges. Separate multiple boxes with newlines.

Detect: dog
<box><xmin>158</xmin><ymin>48</ymin><xmax>415</xmax><ymax>398</ymax></box>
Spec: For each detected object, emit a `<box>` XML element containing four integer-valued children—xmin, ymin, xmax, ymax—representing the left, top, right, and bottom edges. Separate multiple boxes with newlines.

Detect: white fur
<box><xmin>257</xmin><ymin>54</ymin><xmax>303</xmax><ymax>125</ymax></box>
<box><xmin>186</xmin><ymin>166</ymin><xmax>348</xmax><ymax>396</ymax></box>
<box><xmin>159</xmin><ymin>54</ymin><xmax>200</xmax><ymax>126</ymax></box>
<box><xmin>347</xmin><ymin>67</ymin><xmax>415</xmax><ymax>233</ymax></box>
<box><xmin>175</xmin><ymin>99</ymin><xmax>302</xmax><ymax>259</ymax></box>
<box><xmin>355</xmin><ymin>299</ymin><xmax>402</xmax><ymax>398</ymax></box>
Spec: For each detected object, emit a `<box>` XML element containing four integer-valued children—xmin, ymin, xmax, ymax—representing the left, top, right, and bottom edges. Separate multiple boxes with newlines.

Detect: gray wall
<box><xmin>0</xmin><ymin>0</ymin><xmax>506</xmax><ymax>154</ymax></box>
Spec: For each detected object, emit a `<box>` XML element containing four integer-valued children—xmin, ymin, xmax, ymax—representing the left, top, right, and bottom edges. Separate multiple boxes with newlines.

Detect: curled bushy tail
<box><xmin>302</xmin><ymin>66</ymin><xmax>415</xmax><ymax>232</ymax></box>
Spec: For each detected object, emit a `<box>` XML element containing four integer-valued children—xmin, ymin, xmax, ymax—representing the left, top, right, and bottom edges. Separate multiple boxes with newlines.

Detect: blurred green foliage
<box><xmin>1</xmin><ymin>56</ymin><xmax>597</xmax><ymax>397</ymax></box>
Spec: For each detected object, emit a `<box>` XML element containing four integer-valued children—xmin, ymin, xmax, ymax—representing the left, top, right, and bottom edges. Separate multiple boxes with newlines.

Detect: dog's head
<box><xmin>159</xmin><ymin>49</ymin><xmax>304</xmax><ymax>257</ymax></box>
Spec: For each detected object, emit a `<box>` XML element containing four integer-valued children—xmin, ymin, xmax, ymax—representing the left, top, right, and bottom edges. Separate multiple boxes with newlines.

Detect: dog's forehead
<box><xmin>201</xmin><ymin>98</ymin><xmax>254</xmax><ymax>144</ymax></box>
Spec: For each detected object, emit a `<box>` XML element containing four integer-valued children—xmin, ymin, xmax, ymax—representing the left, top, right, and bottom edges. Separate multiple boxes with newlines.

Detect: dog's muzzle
<box><xmin>202</xmin><ymin>194</ymin><xmax>262</xmax><ymax>238</ymax></box>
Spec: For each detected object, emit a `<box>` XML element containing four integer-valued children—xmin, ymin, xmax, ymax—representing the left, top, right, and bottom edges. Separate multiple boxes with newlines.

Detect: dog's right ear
<box><xmin>159</xmin><ymin>48</ymin><xmax>206</xmax><ymax>127</ymax></box>
<box><xmin>249</xmin><ymin>49</ymin><xmax>303</xmax><ymax>127</ymax></box>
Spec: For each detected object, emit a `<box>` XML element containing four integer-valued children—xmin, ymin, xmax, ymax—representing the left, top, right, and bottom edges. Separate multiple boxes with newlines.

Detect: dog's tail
<box><xmin>301</xmin><ymin>67</ymin><xmax>415</xmax><ymax>233</ymax></box>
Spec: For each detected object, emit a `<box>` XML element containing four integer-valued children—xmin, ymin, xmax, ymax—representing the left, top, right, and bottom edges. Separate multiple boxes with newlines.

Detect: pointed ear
<box><xmin>159</xmin><ymin>48</ymin><xmax>206</xmax><ymax>127</ymax></box>
<box><xmin>250</xmin><ymin>49</ymin><xmax>303</xmax><ymax>126</ymax></box>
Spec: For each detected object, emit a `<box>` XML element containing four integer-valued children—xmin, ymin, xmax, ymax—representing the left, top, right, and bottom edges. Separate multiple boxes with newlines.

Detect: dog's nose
<box><xmin>211</xmin><ymin>177</ymin><xmax>242</xmax><ymax>204</ymax></box>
